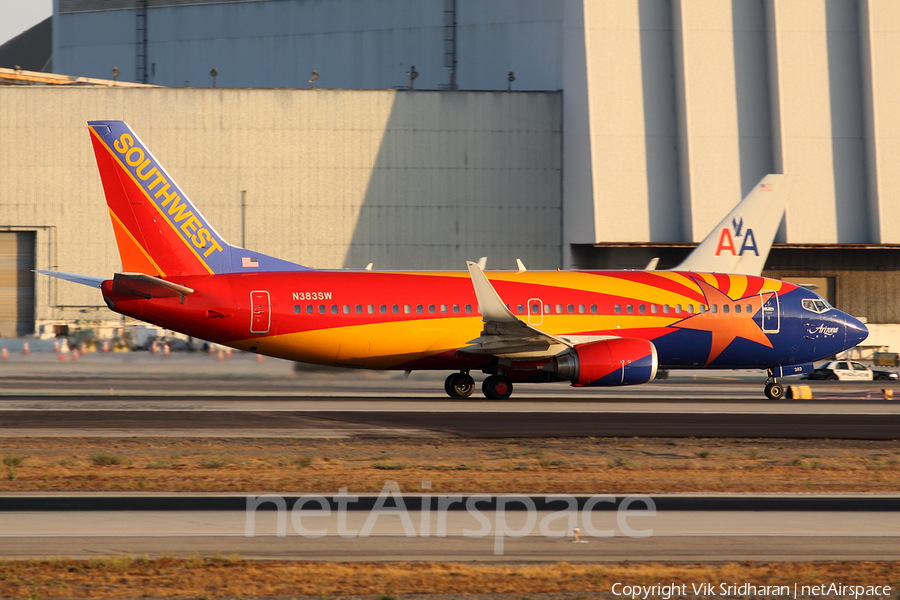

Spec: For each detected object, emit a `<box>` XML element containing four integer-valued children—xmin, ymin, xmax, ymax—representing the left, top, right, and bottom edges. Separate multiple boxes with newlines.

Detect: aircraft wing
<box><xmin>35</xmin><ymin>270</ymin><xmax>106</xmax><ymax>288</ymax></box>
<box><xmin>462</xmin><ymin>262</ymin><xmax>574</xmax><ymax>358</ymax></box>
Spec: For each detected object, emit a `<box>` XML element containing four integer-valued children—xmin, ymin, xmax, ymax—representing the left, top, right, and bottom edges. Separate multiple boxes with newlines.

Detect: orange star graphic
<box><xmin>672</xmin><ymin>278</ymin><xmax>774</xmax><ymax>365</ymax></box>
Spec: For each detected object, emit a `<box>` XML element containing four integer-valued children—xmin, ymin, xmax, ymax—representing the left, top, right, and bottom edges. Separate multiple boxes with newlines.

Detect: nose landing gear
<box><xmin>764</xmin><ymin>369</ymin><xmax>785</xmax><ymax>399</ymax></box>
<box><xmin>444</xmin><ymin>372</ymin><xmax>475</xmax><ymax>398</ymax></box>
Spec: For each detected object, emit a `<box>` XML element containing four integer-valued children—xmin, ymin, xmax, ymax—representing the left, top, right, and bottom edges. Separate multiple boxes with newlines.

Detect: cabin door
<box><xmin>760</xmin><ymin>291</ymin><xmax>780</xmax><ymax>334</ymax></box>
<box><xmin>250</xmin><ymin>290</ymin><xmax>271</xmax><ymax>334</ymax></box>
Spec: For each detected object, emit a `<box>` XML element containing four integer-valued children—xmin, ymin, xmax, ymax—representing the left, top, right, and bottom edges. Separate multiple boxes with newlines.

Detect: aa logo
<box><xmin>715</xmin><ymin>216</ymin><xmax>759</xmax><ymax>257</ymax></box>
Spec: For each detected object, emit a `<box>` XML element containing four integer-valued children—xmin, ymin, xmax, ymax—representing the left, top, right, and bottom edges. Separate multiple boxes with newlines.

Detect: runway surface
<box><xmin>2</xmin><ymin>495</ymin><xmax>897</xmax><ymax>561</ymax></box>
<box><xmin>2</xmin><ymin>403</ymin><xmax>899</xmax><ymax>438</ymax></box>
<box><xmin>1</xmin><ymin>354</ymin><xmax>898</xmax><ymax>438</ymax></box>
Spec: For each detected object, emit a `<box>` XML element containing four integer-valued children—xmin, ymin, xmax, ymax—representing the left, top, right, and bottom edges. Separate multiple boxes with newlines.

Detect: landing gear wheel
<box><xmin>482</xmin><ymin>375</ymin><xmax>513</xmax><ymax>400</ymax></box>
<box><xmin>764</xmin><ymin>381</ymin><xmax>785</xmax><ymax>400</ymax></box>
<box><xmin>444</xmin><ymin>372</ymin><xmax>475</xmax><ymax>398</ymax></box>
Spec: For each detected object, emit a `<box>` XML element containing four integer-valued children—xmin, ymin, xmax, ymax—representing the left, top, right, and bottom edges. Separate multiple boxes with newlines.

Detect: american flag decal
<box><xmin>242</xmin><ymin>256</ymin><xmax>259</xmax><ymax>268</ymax></box>
<box><xmin>760</xmin><ymin>183</ymin><xmax>773</xmax><ymax>192</ymax></box>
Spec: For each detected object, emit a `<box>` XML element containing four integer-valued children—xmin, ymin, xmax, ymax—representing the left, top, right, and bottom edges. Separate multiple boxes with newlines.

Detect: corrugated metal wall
<box><xmin>0</xmin><ymin>87</ymin><xmax>562</xmax><ymax>328</ymax></box>
<box><xmin>0</xmin><ymin>232</ymin><xmax>35</xmax><ymax>337</ymax></box>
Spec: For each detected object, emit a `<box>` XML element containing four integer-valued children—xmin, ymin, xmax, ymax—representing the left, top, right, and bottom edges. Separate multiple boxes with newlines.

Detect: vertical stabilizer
<box><xmin>88</xmin><ymin>120</ymin><xmax>309</xmax><ymax>276</ymax></box>
<box><xmin>673</xmin><ymin>174</ymin><xmax>791</xmax><ymax>276</ymax></box>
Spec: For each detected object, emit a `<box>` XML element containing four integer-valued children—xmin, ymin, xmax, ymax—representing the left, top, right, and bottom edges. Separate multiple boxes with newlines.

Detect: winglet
<box><xmin>465</xmin><ymin>261</ymin><xmax>519</xmax><ymax>323</ymax></box>
<box><xmin>516</xmin><ymin>258</ymin><xmax>527</xmax><ymax>272</ymax></box>
<box><xmin>476</xmin><ymin>257</ymin><xmax>487</xmax><ymax>270</ymax></box>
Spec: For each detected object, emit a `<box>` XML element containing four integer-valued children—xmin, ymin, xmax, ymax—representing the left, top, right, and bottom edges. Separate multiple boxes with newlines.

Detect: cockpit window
<box><xmin>801</xmin><ymin>298</ymin><xmax>831</xmax><ymax>314</ymax></box>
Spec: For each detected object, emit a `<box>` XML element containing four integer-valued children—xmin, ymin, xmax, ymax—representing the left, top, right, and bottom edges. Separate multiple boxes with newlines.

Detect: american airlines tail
<box><xmin>87</xmin><ymin>120</ymin><xmax>309</xmax><ymax>277</ymax></box>
<box><xmin>672</xmin><ymin>174</ymin><xmax>792</xmax><ymax>276</ymax></box>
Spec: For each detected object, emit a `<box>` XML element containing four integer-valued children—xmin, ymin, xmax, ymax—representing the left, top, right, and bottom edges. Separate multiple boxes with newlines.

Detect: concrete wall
<box><xmin>43</xmin><ymin>0</ymin><xmax>900</xmax><ymax>267</ymax></box>
<box><xmin>0</xmin><ymin>87</ymin><xmax>562</xmax><ymax>327</ymax></box>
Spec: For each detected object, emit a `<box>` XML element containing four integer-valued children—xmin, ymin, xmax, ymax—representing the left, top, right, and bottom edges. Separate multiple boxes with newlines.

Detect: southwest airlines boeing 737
<box><xmin>39</xmin><ymin>121</ymin><xmax>867</xmax><ymax>400</ymax></box>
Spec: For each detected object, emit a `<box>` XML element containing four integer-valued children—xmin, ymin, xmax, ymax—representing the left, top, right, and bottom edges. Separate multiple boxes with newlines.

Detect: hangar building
<box><xmin>0</xmin><ymin>0</ymin><xmax>898</xmax><ymax>349</ymax></box>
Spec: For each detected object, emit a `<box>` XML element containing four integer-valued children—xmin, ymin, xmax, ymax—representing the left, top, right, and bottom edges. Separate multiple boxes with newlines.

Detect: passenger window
<box><xmin>342</xmin><ymin>305</ymin><xmax>350</xmax><ymax>314</ymax></box>
<box><xmin>544</xmin><ymin>304</ymin><xmax>551</xmax><ymax>314</ymax></box>
<box><xmin>711</xmin><ymin>304</ymin><xmax>718</xmax><ymax>313</ymax></box>
<box><xmin>318</xmin><ymin>305</ymin><xmax>325</xmax><ymax>314</ymax></box>
<box><xmin>627</xmin><ymin>305</ymin><xmax>633</xmax><ymax>314</ymax></box>
<box><xmin>663</xmin><ymin>304</ymin><xmax>669</xmax><ymax>314</ymax></box>
<box><xmin>379</xmin><ymin>304</ymin><xmax>387</xmax><ymax>314</ymax></box>
<box><xmin>429</xmin><ymin>305</ymin><xmax>435</xmax><ymax>314</ymax></box>
<box><xmin>531</xmin><ymin>303</ymin><xmax>540</xmax><ymax>313</ymax></box>
<box><xmin>615</xmin><ymin>305</ymin><xmax>621</xmax><ymax>314</ymax></box>
<box><xmin>734</xmin><ymin>304</ymin><xmax>741</xmax><ymax>314</ymax></box>
<box><xmin>556</xmin><ymin>304</ymin><xmax>563</xmax><ymax>314</ymax></box>
<box><xmin>453</xmin><ymin>304</ymin><xmax>460</xmax><ymax>313</ymax></box>
<box><xmin>675</xmin><ymin>304</ymin><xmax>681</xmax><ymax>314</ymax></box>
<box><xmin>687</xmin><ymin>305</ymin><xmax>694</xmax><ymax>314</ymax></box>
<box><xmin>567</xmin><ymin>304</ymin><xmax>574</xmax><ymax>314</ymax></box>
<box><xmin>367</xmin><ymin>305</ymin><xmax>374</xmax><ymax>314</ymax></box>
<box><xmin>517</xmin><ymin>304</ymin><xmax>525</xmax><ymax>314</ymax></box>
<box><xmin>392</xmin><ymin>304</ymin><xmax>399</xmax><ymax>314</ymax></box>
<box><xmin>355</xmin><ymin>304</ymin><xmax>362</xmax><ymax>314</ymax></box>
<box><xmin>746</xmin><ymin>304</ymin><xmax>752</xmax><ymax>313</ymax></box>
<box><xmin>466</xmin><ymin>304</ymin><xmax>472</xmax><ymax>313</ymax></box>
<box><xmin>294</xmin><ymin>305</ymin><xmax>301</xmax><ymax>314</ymax></box>
<box><xmin>441</xmin><ymin>304</ymin><xmax>447</xmax><ymax>313</ymax></box>
<box><xmin>650</xmin><ymin>304</ymin><xmax>657</xmax><ymax>314</ymax></box>
<box><xmin>404</xmin><ymin>304</ymin><xmax>411</xmax><ymax>314</ymax></box>
<box><xmin>579</xmin><ymin>304</ymin><xmax>585</xmax><ymax>314</ymax></box>
<box><xmin>331</xmin><ymin>305</ymin><xmax>338</xmax><ymax>314</ymax></box>
<box><xmin>417</xmin><ymin>305</ymin><xmax>424</xmax><ymax>314</ymax></box>
<box><xmin>639</xmin><ymin>304</ymin><xmax>646</xmax><ymax>314</ymax></box>
<box><xmin>590</xmin><ymin>304</ymin><xmax>597</xmax><ymax>314</ymax></box>
<box><xmin>699</xmin><ymin>305</ymin><xmax>706</xmax><ymax>313</ymax></box>
<box><xmin>306</xmin><ymin>305</ymin><xmax>313</xmax><ymax>314</ymax></box>
<box><xmin>723</xmin><ymin>304</ymin><xmax>729</xmax><ymax>314</ymax></box>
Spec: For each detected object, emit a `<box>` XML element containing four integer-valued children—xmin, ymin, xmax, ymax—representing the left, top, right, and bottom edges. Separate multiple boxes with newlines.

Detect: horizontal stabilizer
<box><xmin>112</xmin><ymin>273</ymin><xmax>194</xmax><ymax>299</ymax></box>
<box><xmin>35</xmin><ymin>270</ymin><xmax>106</xmax><ymax>288</ymax></box>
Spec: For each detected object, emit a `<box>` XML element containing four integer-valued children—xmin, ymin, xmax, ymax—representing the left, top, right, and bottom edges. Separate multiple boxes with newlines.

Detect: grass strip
<box><xmin>0</xmin><ymin>558</ymin><xmax>898</xmax><ymax>598</ymax></box>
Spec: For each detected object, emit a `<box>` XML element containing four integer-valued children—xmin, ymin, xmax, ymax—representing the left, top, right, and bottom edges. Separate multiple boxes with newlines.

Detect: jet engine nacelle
<box><xmin>553</xmin><ymin>338</ymin><xmax>658</xmax><ymax>386</ymax></box>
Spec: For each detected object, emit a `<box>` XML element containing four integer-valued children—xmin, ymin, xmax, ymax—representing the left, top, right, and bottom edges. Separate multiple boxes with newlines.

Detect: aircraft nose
<box><xmin>842</xmin><ymin>313</ymin><xmax>869</xmax><ymax>350</ymax></box>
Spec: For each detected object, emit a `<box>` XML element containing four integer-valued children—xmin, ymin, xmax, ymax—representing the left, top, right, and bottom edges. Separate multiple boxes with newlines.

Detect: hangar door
<box><xmin>0</xmin><ymin>232</ymin><xmax>35</xmax><ymax>337</ymax></box>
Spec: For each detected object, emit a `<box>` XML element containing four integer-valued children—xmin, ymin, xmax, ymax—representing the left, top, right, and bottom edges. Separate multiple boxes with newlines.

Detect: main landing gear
<box><xmin>443</xmin><ymin>372</ymin><xmax>514</xmax><ymax>400</ymax></box>
<box><xmin>764</xmin><ymin>369</ymin><xmax>785</xmax><ymax>400</ymax></box>
<box><xmin>482</xmin><ymin>374</ymin><xmax>513</xmax><ymax>400</ymax></box>
<box><xmin>444</xmin><ymin>372</ymin><xmax>475</xmax><ymax>398</ymax></box>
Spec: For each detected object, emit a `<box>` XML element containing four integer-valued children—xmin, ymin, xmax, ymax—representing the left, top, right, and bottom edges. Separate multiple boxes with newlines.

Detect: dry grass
<box><xmin>0</xmin><ymin>558</ymin><xmax>897</xmax><ymax>598</ymax></box>
<box><xmin>0</xmin><ymin>437</ymin><xmax>897</xmax><ymax>493</ymax></box>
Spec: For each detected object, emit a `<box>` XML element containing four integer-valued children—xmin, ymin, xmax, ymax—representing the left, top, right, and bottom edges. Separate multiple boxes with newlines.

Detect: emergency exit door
<box><xmin>250</xmin><ymin>290</ymin><xmax>270</xmax><ymax>334</ymax></box>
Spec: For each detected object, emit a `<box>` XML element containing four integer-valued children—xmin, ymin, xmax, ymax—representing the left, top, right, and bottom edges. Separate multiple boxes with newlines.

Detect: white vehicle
<box><xmin>803</xmin><ymin>361</ymin><xmax>899</xmax><ymax>382</ymax></box>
